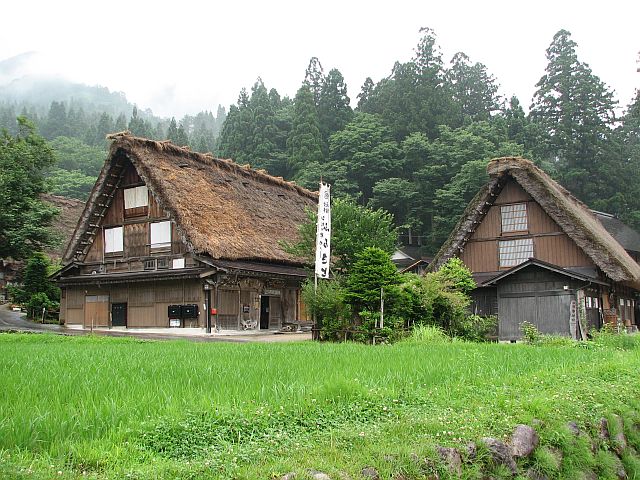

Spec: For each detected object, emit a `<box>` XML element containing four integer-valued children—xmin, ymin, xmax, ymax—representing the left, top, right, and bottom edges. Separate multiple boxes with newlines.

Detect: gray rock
<box><xmin>612</xmin><ymin>415</ymin><xmax>628</xmax><ymax>454</ymax></box>
<box><xmin>436</xmin><ymin>446</ymin><xmax>462</xmax><ymax>476</ymax></box>
<box><xmin>308</xmin><ymin>470</ymin><xmax>331</xmax><ymax>480</ymax></box>
<box><xmin>510</xmin><ymin>424</ymin><xmax>539</xmax><ymax>458</ymax></box>
<box><xmin>526</xmin><ymin>468</ymin><xmax>549</xmax><ymax>480</ymax></box>
<box><xmin>481</xmin><ymin>437</ymin><xmax>518</xmax><ymax>475</ymax></box>
<box><xmin>599</xmin><ymin>418</ymin><xmax>611</xmax><ymax>442</ymax></box>
<box><xmin>361</xmin><ymin>467</ymin><xmax>379</xmax><ymax>479</ymax></box>
<box><xmin>465</xmin><ymin>441</ymin><xmax>477</xmax><ymax>461</ymax></box>
<box><xmin>280</xmin><ymin>474</ymin><xmax>296</xmax><ymax>480</ymax></box>
<box><xmin>613</xmin><ymin>455</ymin><xmax>628</xmax><ymax>479</ymax></box>
<box><xmin>566</xmin><ymin>421</ymin><xmax>580</xmax><ymax>436</ymax></box>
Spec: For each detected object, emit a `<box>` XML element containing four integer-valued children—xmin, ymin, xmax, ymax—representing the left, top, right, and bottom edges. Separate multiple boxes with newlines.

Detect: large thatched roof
<box><xmin>430</xmin><ymin>157</ymin><xmax>640</xmax><ymax>288</ymax></box>
<box><xmin>64</xmin><ymin>133</ymin><xmax>317</xmax><ymax>265</ymax></box>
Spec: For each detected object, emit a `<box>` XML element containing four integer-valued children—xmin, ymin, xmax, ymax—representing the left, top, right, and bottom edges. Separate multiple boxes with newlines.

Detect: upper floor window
<box><xmin>150</xmin><ymin>221</ymin><xmax>171</xmax><ymax>249</ymax></box>
<box><xmin>104</xmin><ymin>226</ymin><xmax>123</xmax><ymax>254</ymax></box>
<box><xmin>501</xmin><ymin>203</ymin><xmax>528</xmax><ymax>232</ymax></box>
<box><xmin>499</xmin><ymin>238</ymin><xmax>533</xmax><ymax>268</ymax></box>
<box><xmin>124</xmin><ymin>186</ymin><xmax>148</xmax><ymax>218</ymax></box>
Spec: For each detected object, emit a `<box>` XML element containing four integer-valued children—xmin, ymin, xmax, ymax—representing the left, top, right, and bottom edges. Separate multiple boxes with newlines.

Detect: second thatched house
<box><xmin>430</xmin><ymin>157</ymin><xmax>640</xmax><ymax>340</ymax></box>
<box><xmin>54</xmin><ymin>133</ymin><xmax>317</xmax><ymax>331</ymax></box>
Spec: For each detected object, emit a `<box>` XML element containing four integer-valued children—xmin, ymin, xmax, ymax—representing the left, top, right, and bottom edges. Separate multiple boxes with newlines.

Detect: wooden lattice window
<box><xmin>498</xmin><ymin>238</ymin><xmax>533</xmax><ymax>268</ymax></box>
<box><xmin>500</xmin><ymin>203</ymin><xmax>528</xmax><ymax>232</ymax></box>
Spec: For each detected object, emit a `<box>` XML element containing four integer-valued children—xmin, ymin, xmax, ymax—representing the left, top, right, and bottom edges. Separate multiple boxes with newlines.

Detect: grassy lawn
<box><xmin>0</xmin><ymin>333</ymin><xmax>639</xmax><ymax>479</ymax></box>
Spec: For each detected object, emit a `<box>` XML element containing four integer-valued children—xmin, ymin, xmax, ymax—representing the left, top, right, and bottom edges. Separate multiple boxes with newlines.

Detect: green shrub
<box><xmin>521</xmin><ymin>321</ymin><xmax>542</xmax><ymax>344</ymax></box>
<box><xmin>402</xmin><ymin>324</ymin><xmax>450</xmax><ymax>344</ymax></box>
<box><xmin>454</xmin><ymin>314</ymin><xmax>497</xmax><ymax>342</ymax></box>
<box><xmin>301</xmin><ymin>277</ymin><xmax>350</xmax><ymax>341</ymax></box>
<box><xmin>26</xmin><ymin>292</ymin><xmax>59</xmax><ymax>320</ymax></box>
<box><xmin>591</xmin><ymin>328</ymin><xmax>639</xmax><ymax>350</ymax></box>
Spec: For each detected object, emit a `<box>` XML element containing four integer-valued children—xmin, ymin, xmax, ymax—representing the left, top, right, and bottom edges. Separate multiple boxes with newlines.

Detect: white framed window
<box><xmin>124</xmin><ymin>185</ymin><xmax>148</xmax><ymax>209</ymax></box>
<box><xmin>501</xmin><ymin>203</ymin><xmax>528</xmax><ymax>232</ymax></box>
<box><xmin>104</xmin><ymin>226</ymin><xmax>123</xmax><ymax>254</ymax></box>
<box><xmin>499</xmin><ymin>238</ymin><xmax>533</xmax><ymax>268</ymax></box>
<box><xmin>150</xmin><ymin>221</ymin><xmax>171</xmax><ymax>249</ymax></box>
<box><xmin>172</xmin><ymin>258</ymin><xmax>185</xmax><ymax>269</ymax></box>
<box><xmin>586</xmin><ymin>297</ymin><xmax>592</xmax><ymax>308</ymax></box>
<box><xmin>594</xmin><ymin>297</ymin><xmax>599</xmax><ymax>309</ymax></box>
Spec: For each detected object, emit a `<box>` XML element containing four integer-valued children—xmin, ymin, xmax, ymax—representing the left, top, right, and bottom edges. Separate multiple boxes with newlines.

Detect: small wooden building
<box><xmin>55</xmin><ymin>133</ymin><xmax>316</xmax><ymax>331</ymax></box>
<box><xmin>430</xmin><ymin>157</ymin><xmax>640</xmax><ymax>340</ymax></box>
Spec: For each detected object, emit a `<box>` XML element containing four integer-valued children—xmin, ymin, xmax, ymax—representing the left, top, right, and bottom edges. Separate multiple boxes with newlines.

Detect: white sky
<box><xmin>1</xmin><ymin>0</ymin><xmax>638</xmax><ymax>118</ymax></box>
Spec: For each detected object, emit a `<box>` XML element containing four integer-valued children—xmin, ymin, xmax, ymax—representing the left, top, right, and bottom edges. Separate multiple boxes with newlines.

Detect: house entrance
<box><xmin>84</xmin><ymin>295</ymin><xmax>109</xmax><ymax>328</ymax></box>
<box><xmin>111</xmin><ymin>303</ymin><xmax>127</xmax><ymax>327</ymax></box>
<box><xmin>260</xmin><ymin>296</ymin><xmax>269</xmax><ymax>329</ymax></box>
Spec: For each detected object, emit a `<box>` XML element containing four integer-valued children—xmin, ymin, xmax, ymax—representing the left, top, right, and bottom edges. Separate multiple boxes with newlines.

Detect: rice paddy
<box><xmin>0</xmin><ymin>332</ymin><xmax>639</xmax><ymax>479</ymax></box>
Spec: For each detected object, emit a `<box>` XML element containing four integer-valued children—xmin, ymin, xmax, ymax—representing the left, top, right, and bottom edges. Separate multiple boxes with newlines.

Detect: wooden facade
<box><xmin>56</xmin><ymin>134</ymin><xmax>316</xmax><ymax>331</ymax></box>
<box><xmin>431</xmin><ymin>157</ymin><xmax>640</xmax><ymax>340</ymax></box>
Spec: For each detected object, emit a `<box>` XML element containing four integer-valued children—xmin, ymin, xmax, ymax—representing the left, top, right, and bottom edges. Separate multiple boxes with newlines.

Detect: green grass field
<box><xmin>0</xmin><ymin>332</ymin><xmax>639</xmax><ymax>479</ymax></box>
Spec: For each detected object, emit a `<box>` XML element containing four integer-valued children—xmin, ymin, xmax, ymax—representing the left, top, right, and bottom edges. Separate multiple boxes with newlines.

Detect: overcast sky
<box><xmin>1</xmin><ymin>0</ymin><xmax>638</xmax><ymax>118</ymax></box>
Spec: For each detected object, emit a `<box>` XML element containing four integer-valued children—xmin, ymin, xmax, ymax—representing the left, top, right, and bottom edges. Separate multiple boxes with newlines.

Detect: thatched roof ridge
<box><xmin>65</xmin><ymin>133</ymin><xmax>318</xmax><ymax>265</ymax></box>
<box><xmin>105</xmin><ymin>132</ymin><xmax>317</xmax><ymax>200</ymax></box>
<box><xmin>430</xmin><ymin>157</ymin><xmax>640</xmax><ymax>287</ymax></box>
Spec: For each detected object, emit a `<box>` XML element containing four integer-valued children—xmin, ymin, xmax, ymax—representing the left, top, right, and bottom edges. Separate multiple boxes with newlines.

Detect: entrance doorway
<box><xmin>260</xmin><ymin>296</ymin><xmax>269</xmax><ymax>329</ymax></box>
<box><xmin>111</xmin><ymin>303</ymin><xmax>127</xmax><ymax>327</ymax></box>
<box><xmin>84</xmin><ymin>295</ymin><xmax>109</xmax><ymax>328</ymax></box>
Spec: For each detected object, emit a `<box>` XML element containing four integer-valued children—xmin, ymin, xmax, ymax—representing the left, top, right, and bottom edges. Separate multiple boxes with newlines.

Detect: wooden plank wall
<box><xmin>461</xmin><ymin>179</ymin><xmax>595</xmax><ymax>273</ymax></box>
<box><xmin>62</xmin><ymin>281</ymin><xmax>204</xmax><ymax>328</ymax></box>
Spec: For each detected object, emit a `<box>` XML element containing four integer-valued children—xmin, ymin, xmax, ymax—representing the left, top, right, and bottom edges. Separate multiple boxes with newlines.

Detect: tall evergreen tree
<box><xmin>317</xmin><ymin>68</ymin><xmax>353</xmax><ymax>148</ymax></box>
<box><xmin>530</xmin><ymin>29</ymin><xmax>617</xmax><ymax>203</ymax></box>
<box><xmin>166</xmin><ymin>117</ymin><xmax>179</xmax><ymax>142</ymax></box>
<box><xmin>304</xmin><ymin>57</ymin><xmax>324</xmax><ymax>106</ymax></box>
<box><xmin>287</xmin><ymin>85</ymin><xmax>323</xmax><ymax>177</ymax></box>
<box><xmin>448</xmin><ymin>52</ymin><xmax>501</xmax><ymax>124</ymax></box>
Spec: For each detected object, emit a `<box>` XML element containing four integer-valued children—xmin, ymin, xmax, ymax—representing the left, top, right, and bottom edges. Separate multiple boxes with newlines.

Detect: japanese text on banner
<box><xmin>315</xmin><ymin>183</ymin><xmax>331</xmax><ymax>279</ymax></box>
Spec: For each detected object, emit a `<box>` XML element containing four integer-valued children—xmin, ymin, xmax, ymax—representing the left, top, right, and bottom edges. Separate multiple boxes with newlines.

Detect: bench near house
<box><xmin>430</xmin><ymin>157</ymin><xmax>640</xmax><ymax>340</ymax></box>
<box><xmin>54</xmin><ymin>133</ymin><xmax>316</xmax><ymax>331</ymax></box>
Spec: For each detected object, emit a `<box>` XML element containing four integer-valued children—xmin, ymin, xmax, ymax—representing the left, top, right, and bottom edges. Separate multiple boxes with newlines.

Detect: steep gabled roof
<box><xmin>481</xmin><ymin>258</ymin><xmax>609</xmax><ymax>286</ymax></box>
<box><xmin>430</xmin><ymin>157</ymin><xmax>640</xmax><ymax>288</ymax></box>
<box><xmin>64</xmin><ymin>133</ymin><xmax>317</xmax><ymax>265</ymax></box>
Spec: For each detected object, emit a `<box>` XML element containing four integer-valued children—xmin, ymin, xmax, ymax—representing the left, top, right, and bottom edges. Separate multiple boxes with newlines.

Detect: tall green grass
<box><xmin>0</xmin><ymin>333</ymin><xmax>639</xmax><ymax>479</ymax></box>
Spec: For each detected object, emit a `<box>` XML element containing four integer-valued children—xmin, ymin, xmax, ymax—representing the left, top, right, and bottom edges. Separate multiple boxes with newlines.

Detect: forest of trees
<box><xmin>0</xmin><ymin>93</ymin><xmax>226</xmax><ymax>201</ymax></box>
<box><xmin>1</xmin><ymin>28</ymin><xmax>638</xmax><ymax>259</ymax></box>
<box><xmin>216</xmin><ymin>28</ymin><xmax>640</xmax><ymax>255</ymax></box>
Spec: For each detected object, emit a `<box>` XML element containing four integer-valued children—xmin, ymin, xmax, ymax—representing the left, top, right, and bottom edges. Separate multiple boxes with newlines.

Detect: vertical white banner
<box><xmin>315</xmin><ymin>182</ymin><xmax>331</xmax><ymax>279</ymax></box>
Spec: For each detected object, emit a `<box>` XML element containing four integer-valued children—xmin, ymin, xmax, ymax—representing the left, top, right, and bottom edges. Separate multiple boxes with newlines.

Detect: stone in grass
<box><xmin>480</xmin><ymin>437</ymin><xmax>518</xmax><ymax>475</ymax></box>
<box><xmin>526</xmin><ymin>468</ymin><xmax>549</xmax><ymax>480</ymax></box>
<box><xmin>612</xmin><ymin>415</ymin><xmax>628</xmax><ymax>455</ymax></box>
<box><xmin>361</xmin><ymin>467</ymin><xmax>379</xmax><ymax>479</ymax></box>
<box><xmin>566</xmin><ymin>421</ymin><xmax>580</xmax><ymax>436</ymax></box>
<box><xmin>612</xmin><ymin>455</ymin><xmax>628</xmax><ymax>480</ymax></box>
<box><xmin>465</xmin><ymin>442</ymin><xmax>477</xmax><ymax>462</ymax></box>
<box><xmin>308</xmin><ymin>470</ymin><xmax>332</xmax><ymax>480</ymax></box>
<box><xmin>510</xmin><ymin>424</ymin><xmax>539</xmax><ymax>458</ymax></box>
<box><xmin>436</xmin><ymin>446</ymin><xmax>462</xmax><ymax>476</ymax></box>
<box><xmin>599</xmin><ymin>418</ymin><xmax>611</xmax><ymax>442</ymax></box>
<box><xmin>280</xmin><ymin>474</ymin><xmax>296</xmax><ymax>480</ymax></box>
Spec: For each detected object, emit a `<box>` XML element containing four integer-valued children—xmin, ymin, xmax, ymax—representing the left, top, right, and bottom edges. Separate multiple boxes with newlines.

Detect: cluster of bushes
<box><xmin>303</xmin><ymin>252</ymin><xmax>496</xmax><ymax>343</ymax></box>
<box><xmin>8</xmin><ymin>252</ymin><xmax>60</xmax><ymax>321</ymax></box>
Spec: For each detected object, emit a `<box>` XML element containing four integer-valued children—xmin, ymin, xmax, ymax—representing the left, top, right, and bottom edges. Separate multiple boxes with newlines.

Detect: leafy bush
<box><xmin>436</xmin><ymin>257</ymin><xmax>476</xmax><ymax>294</ymax></box>
<box><xmin>301</xmin><ymin>277</ymin><xmax>350</xmax><ymax>341</ymax></box>
<box><xmin>26</xmin><ymin>292</ymin><xmax>59</xmax><ymax>320</ymax></box>
<box><xmin>402</xmin><ymin>324</ymin><xmax>450</xmax><ymax>344</ymax></box>
<box><xmin>591</xmin><ymin>328</ymin><xmax>639</xmax><ymax>350</ymax></box>
<box><xmin>455</xmin><ymin>314</ymin><xmax>497</xmax><ymax>342</ymax></box>
<box><xmin>521</xmin><ymin>321</ymin><xmax>542</xmax><ymax>344</ymax></box>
